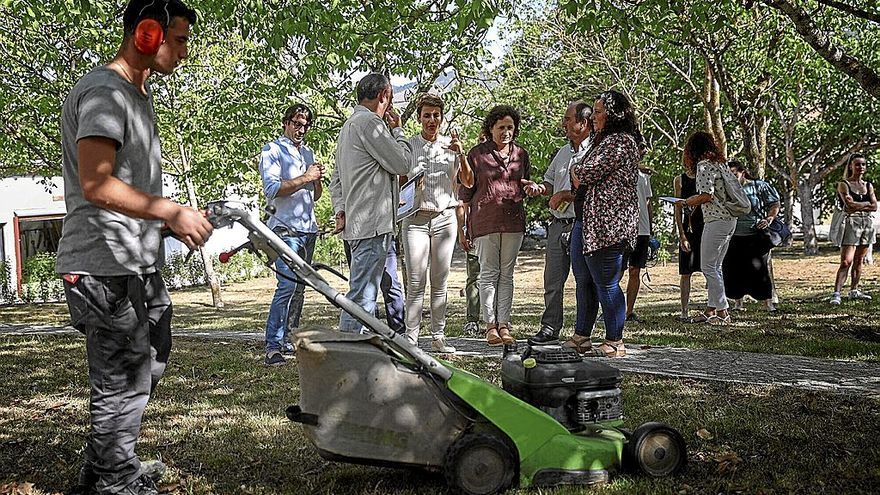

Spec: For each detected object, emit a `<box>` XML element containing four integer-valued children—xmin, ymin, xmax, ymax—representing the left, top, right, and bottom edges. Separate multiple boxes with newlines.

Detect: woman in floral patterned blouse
<box><xmin>564</xmin><ymin>90</ymin><xmax>642</xmax><ymax>358</ymax></box>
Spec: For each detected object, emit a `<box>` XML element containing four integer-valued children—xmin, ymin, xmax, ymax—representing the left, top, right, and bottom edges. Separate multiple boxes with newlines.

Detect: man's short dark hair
<box><xmin>283</xmin><ymin>103</ymin><xmax>313</xmax><ymax>125</ymax></box>
<box><xmin>123</xmin><ymin>0</ymin><xmax>197</xmax><ymax>35</ymax></box>
<box><xmin>356</xmin><ymin>73</ymin><xmax>390</xmax><ymax>103</ymax></box>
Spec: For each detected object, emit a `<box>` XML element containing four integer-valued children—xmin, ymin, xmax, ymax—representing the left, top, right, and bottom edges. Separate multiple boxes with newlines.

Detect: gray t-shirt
<box><xmin>56</xmin><ymin>66</ymin><xmax>164</xmax><ymax>276</ymax></box>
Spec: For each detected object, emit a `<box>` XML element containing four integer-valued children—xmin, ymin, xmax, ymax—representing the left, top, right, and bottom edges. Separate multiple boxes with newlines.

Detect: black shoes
<box><xmin>264</xmin><ymin>351</ymin><xmax>286</xmax><ymax>366</ymax></box>
<box><xmin>528</xmin><ymin>325</ymin><xmax>559</xmax><ymax>345</ymax></box>
<box><xmin>69</xmin><ymin>460</ymin><xmax>166</xmax><ymax>495</ymax></box>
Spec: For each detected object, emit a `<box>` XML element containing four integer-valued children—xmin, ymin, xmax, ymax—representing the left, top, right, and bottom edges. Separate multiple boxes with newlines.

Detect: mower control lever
<box><xmin>219</xmin><ymin>241</ymin><xmax>253</xmax><ymax>263</ymax></box>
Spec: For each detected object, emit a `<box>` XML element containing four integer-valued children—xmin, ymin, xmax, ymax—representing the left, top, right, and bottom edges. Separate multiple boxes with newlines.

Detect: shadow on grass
<box><xmin>1</xmin><ymin>336</ymin><xmax>879</xmax><ymax>494</ymax></box>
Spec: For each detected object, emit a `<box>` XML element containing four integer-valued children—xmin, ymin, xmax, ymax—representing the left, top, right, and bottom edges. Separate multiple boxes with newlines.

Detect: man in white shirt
<box><xmin>524</xmin><ymin>101</ymin><xmax>592</xmax><ymax>344</ymax></box>
<box><xmin>625</xmin><ymin>167</ymin><xmax>654</xmax><ymax>322</ymax></box>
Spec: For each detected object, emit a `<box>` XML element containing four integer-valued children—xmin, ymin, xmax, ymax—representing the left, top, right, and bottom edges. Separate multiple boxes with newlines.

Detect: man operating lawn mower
<box><xmin>57</xmin><ymin>1</ymin><xmax>213</xmax><ymax>493</ymax></box>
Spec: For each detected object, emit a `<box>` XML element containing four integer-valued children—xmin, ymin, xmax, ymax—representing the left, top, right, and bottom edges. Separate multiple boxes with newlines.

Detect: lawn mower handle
<box><xmin>205</xmin><ymin>200</ymin><xmax>452</xmax><ymax>381</ymax></box>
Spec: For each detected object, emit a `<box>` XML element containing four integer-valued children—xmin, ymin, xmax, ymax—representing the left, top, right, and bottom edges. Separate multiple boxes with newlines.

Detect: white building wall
<box><xmin>0</xmin><ymin>176</ymin><xmax>252</xmax><ymax>287</ymax></box>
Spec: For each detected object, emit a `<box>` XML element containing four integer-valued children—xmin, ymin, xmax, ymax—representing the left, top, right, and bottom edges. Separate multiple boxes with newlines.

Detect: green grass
<box><xmin>2</xmin><ymin>247</ymin><xmax>877</xmax><ymax>361</ymax></box>
<box><xmin>1</xmin><ymin>335</ymin><xmax>878</xmax><ymax>494</ymax></box>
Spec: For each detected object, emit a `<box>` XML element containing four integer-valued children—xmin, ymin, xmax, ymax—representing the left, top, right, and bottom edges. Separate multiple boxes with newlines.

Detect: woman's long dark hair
<box><xmin>593</xmin><ymin>90</ymin><xmax>642</xmax><ymax>148</ymax></box>
<box><xmin>683</xmin><ymin>131</ymin><xmax>725</xmax><ymax>173</ymax></box>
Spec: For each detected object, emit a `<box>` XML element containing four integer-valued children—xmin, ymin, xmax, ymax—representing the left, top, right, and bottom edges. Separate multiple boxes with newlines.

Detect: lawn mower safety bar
<box><xmin>204</xmin><ymin>200</ymin><xmax>453</xmax><ymax>381</ymax></box>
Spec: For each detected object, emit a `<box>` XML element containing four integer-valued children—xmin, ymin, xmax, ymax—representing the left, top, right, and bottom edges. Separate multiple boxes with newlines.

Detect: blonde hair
<box><xmin>844</xmin><ymin>153</ymin><xmax>866</xmax><ymax>181</ymax></box>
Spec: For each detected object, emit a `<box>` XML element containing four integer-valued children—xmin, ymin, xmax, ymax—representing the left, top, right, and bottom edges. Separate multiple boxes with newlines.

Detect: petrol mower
<box><xmin>207</xmin><ymin>200</ymin><xmax>686</xmax><ymax>495</ymax></box>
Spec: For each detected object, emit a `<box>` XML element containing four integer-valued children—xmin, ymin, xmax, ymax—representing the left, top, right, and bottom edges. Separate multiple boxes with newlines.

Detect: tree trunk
<box><xmin>797</xmin><ymin>180</ymin><xmax>819</xmax><ymax>255</ymax></box>
<box><xmin>184</xmin><ymin>174</ymin><xmax>224</xmax><ymax>308</ymax></box>
<box><xmin>782</xmin><ymin>186</ymin><xmax>795</xmax><ymax>226</ymax></box>
<box><xmin>703</xmin><ymin>65</ymin><xmax>727</xmax><ymax>157</ymax></box>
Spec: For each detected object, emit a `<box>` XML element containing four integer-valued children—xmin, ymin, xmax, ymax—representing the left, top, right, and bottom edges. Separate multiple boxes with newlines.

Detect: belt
<box><xmin>272</xmin><ymin>226</ymin><xmax>314</xmax><ymax>237</ymax></box>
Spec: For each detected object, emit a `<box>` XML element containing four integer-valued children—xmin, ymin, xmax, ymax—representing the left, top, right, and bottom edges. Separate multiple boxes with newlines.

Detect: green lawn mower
<box><xmin>207</xmin><ymin>200</ymin><xmax>687</xmax><ymax>495</ymax></box>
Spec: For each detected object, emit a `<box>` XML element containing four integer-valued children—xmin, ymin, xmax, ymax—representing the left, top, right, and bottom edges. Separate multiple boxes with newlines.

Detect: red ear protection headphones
<box><xmin>133</xmin><ymin>0</ymin><xmax>170</xmax><ymax>55</ymax></box>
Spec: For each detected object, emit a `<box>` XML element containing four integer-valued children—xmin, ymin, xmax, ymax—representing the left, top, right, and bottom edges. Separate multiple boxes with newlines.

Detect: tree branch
<box><xmin>761</xmin><ymin>0</ymin><xmax>880</xmax><ymax>99</ymax></box>
<box><xmin>816</xmin><ymin>0</ymin><xmax>880</xmax><ymax>24</ymax></box>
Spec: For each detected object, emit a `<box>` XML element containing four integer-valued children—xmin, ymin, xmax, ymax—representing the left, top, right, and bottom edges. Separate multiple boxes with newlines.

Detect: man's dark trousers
<box><xmin>64</xmin><ymin>273</ymin><xmax>172</xmax><ymax>493</ymax></box>
<box><xmin>540</xmin><ymin>218</ymin><xmax>574</xmax><ymax>333</ymax></box>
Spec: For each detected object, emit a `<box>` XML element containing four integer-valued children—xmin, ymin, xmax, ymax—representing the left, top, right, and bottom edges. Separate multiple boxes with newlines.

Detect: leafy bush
<box><xmin>313</xmin><ymin>234</ymin><xmax>346</xmax><ymax>267</ymax></box>
<box><xmin>161</xmin><ymin>250</ymin><xmax>269</xmax><ymax>290</ymax></box>
<box><xmin>0</xmin><ymin>259</ymin><xmax>14</xmax><ymax>304</ymax></box>
<box><xmin>19</xmin><ymin>252</ymin><xmax>64</xmax><ymax>303</ymax></box>
<box><xmin>22</xmin><ymin>252</ymin><xmax>56</xmax><ymax>285</ymax></box>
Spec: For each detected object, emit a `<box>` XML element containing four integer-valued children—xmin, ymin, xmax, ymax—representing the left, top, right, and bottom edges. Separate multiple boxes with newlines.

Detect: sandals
<box><xmin>593</xmin><ymin>340</ymin><xmax>626</xmax><ymax>358</ymax></box>
<box><xmin>688</xmin><ymin>312</ymin><xmax>732</xmax><ymax>325</ymax></box>
<box><xmin>497</xmin><ymin>324</ymin><xmax>516</xmax><ymax>345</ymax></box>
<box><xmin>688</xmin><ymin>312</ymin><xmax>712</xmax><ymax>324</ymax></box>
<box><xmin>563</xmin><ymin>334</ymin><xmax>593</xmax><ymax>354</ymax></box>
<box><xmin>706</xmin><ymin>315</ymin><xmax>731</xmax><ymax>326</ymax></box>
<box><xmin>485</xmin><ymin>326</ymin><xmax>503</xmax><ymax>346</ymax></box>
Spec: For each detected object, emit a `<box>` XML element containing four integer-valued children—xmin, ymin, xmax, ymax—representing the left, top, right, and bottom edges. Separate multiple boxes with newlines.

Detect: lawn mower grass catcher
<box><xmin>206</xmin><ymin>200</ymin><xmax>686</xmax><ymax>495</ymax></box>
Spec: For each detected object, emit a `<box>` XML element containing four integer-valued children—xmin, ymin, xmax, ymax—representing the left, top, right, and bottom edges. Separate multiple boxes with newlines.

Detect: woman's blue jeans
<box><xmin>570</xmin><ymin>221</ymin><xmax>627</xmax><ymax>341</ymax></box>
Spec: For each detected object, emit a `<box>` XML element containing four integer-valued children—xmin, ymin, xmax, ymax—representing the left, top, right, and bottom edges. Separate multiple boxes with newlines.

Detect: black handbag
<box><xmin>766</xmin><ymin>219</ymin><xmax>792</xmax><ymax>247</ymax></box>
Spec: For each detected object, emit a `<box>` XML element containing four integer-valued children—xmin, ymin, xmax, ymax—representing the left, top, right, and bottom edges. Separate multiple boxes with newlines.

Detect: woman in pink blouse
<box><xmin>458</xmin><ymin>105</ymin><xmax>531</xmax><ymax>346</ymax></box>
<box><xmin>564</xmin><ymin>90</ymin><xmax>642</xmax><ymax>358</ymax></box>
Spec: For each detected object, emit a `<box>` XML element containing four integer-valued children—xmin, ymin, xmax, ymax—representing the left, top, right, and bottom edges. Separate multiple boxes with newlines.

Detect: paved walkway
<box><xmin>3</xmin><ymin>323</ymin><xmax>879</xmax><ymax>398</ymax></box>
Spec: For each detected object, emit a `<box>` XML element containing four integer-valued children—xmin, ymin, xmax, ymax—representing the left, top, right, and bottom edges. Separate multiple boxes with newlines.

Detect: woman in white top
<box><xmin>679</xmin><ymin>131</ymin><xmax>737</xmax><ymax>324</ymax></box>
<box><xmin>402</xmin><ymin>94</ymin><xmax>462</xmax><ymax>353</ymax></box>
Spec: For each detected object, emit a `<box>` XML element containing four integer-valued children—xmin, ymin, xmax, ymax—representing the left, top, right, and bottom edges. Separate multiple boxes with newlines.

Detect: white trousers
<box><xmin>402</xmin><ymin>209</ymin><xmax>457</xmax><ymax>341</ymax></box>
<box><xmin>474</xmin><ymin>232</ymin><xmax>524</xmax><ymax>325</ymax></box>
<box><xmin>701</xmin><ymin>219</ymin><xmax>736</xmax><ymax>310</ymax></box>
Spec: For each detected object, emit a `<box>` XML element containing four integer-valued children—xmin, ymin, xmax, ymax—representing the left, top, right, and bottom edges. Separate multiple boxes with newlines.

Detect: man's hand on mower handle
<box><xmin>165</xmin><ymin>206</ymin><xmax>213</xmax><ymax>250</ymax></box>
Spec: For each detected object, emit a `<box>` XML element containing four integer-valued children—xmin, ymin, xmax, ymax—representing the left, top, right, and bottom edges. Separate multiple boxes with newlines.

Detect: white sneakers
<box><xmin>849</xmin><ymin>289</ymin><xmax>872</xmax><ymax>300</ymax></box>
<box><xmin>431</xmin><ymin>337</ymin><xmax>456</xmax><ymax>354</ymax></box>
<box><xmin>831</xmin><ymin>290</ymin><xmax>872</xmax><ymax>304</ymax></box>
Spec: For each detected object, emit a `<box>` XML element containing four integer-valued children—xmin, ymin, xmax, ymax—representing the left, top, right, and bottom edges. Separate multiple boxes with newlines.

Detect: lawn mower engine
<box><xmin>501</xmin><ymin>345</ymin><xmax>623</xmax><ymax>431</ymax></box>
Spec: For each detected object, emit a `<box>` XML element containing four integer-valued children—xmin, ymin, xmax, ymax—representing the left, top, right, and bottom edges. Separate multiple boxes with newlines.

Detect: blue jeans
<box><xmin>570</xmin><ymin>221</ymin><xmax>627</xmax><ymax>341</ymax></box>
<box><xmin>265</xmin><ymin>232</ymin><xmax>316</xmax><ymax>353</ymax></box>
<box><xmin>339</xmin><ymin>234</ymin><xmax>393</xmax><ymax>333</ymax></box>
<box><xmin>380</xmin><ymin>239</ymin><xmax>406</xmax><ymax>333</ymax></box>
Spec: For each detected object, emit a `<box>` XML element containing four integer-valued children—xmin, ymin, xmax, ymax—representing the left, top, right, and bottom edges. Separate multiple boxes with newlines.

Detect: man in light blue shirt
<box><xmin>260</xmin><ymin>103</ymin><xmax>324</xmax><ymax>365</ymax></box>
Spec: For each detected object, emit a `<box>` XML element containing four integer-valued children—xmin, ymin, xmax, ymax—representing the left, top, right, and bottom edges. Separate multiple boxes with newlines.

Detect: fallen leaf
<box><xmin>158</xmin><ymin>482</ymin><xmax>180</xmax><ymax>493</ymax></box>
<box><xmin>696</xmin><ymin>428</ymin><xmax>714</xmax><ymax>440</ymax></box>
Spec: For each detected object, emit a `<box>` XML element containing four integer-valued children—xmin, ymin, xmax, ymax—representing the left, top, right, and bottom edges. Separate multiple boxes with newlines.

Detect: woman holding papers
<box><xmin>458</xmin><ymin>105</ymin><xmax>531</xmax><ymax>346</ymax></box>
<box><xmin>401</xmin><ymin>94</ymin><xmax>460</xmax><ymax>353</ymax></box>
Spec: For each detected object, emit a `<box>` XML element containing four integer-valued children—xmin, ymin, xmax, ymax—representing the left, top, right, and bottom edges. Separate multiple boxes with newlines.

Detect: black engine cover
<box><xmin>501</xmin><ymin>345</ymin><xmax>622</xmax><ymax>410</ymax></box>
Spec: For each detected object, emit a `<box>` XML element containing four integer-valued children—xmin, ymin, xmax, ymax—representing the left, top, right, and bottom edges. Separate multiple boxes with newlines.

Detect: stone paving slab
<box><xmin>3</xmin><ymin>324</ymin><xmax>879</xmax><ymax>398</ymax></box>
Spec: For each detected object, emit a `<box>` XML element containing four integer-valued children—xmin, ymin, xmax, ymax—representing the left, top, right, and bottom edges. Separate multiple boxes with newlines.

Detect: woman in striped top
<box><xmin>401</xmin><ymin>94</ymin><xmax>461</xmax><ymax>353</ymax></box>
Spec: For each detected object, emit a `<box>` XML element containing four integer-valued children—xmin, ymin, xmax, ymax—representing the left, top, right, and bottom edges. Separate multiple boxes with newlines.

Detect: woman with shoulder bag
<box><xmin>678</xmin><ymin>131</ymin><xmax>737</xmax><ymax>324</ymax></box>
<box><xmin>830</xmin><ymin>153</ymin><xmax>877</xmax><ymax>304</ymax></box>
<box><xmin>722</xmin><ymin>161</ymin><xmax>781</xmax><ymax>312</ymax></box>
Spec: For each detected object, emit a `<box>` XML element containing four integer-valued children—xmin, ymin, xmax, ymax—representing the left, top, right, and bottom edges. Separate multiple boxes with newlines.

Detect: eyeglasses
<box><xmin>285</xmin><ymin>120</ymin><xmax>311</xmax><ymax>130</ymax></box>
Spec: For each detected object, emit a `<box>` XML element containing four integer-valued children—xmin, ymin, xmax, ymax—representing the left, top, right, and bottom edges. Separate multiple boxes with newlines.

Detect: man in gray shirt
<box><xmin>524</xmin><ymin>101</ymin><xmax>592</xmax><ymax>344</ymax></box>
<box><xmin>330</xmin><ymin>73</ymin><xmax>411</xmax><ymax>333</ymax></box>
<box><xmin>57</xmin><ymin>1</ymin><xmax>213</xmax><ymax>493</ymax></box>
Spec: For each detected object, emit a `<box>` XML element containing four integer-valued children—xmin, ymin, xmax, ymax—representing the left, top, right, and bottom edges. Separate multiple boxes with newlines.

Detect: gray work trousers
<box><xmin>465</xmin><ymin>251</ymin><xmax>481</xmax><ymax>323</ymax></box>
<box><xmin>540</xmin><ymin>218</ymin><xmax>574</xmax><ymax>332</ymax></box>
<box><xmin>63</xmin><ymin>273</ymin><xmax>172</xmax><ymax>494</ymax></box>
